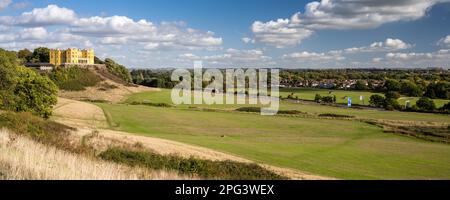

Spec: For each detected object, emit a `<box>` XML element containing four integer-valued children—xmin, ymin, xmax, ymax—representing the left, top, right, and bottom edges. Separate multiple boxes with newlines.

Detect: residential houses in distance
<box><xmin>280</xmin><ymin>79</ymin><xmax>385</xmax><ymax>90</ymax></box>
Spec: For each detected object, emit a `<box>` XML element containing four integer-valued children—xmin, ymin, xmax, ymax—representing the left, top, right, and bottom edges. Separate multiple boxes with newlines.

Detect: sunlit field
<box><xmin>94</xmin><ymin>89</ymin><xmax>450</xmax><ymax>179</ymax></box>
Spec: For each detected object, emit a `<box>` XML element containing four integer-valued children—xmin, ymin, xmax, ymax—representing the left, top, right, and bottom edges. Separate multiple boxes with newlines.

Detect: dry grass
<box><xmin>0</xmin><ymin>128</ymin><xmax>190</xmax><ymax>180</ymax></box>
<box><xmin>58</xmin><ymin>79</ymin><xmax>159</xmax><ymax>103</ymax></box>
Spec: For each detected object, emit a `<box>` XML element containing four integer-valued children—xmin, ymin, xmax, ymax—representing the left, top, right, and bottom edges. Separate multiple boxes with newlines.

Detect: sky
<box><xmin>1</xmin><ymin>0</ymin><xmax>450</xmax><ymax>69</ymax></box>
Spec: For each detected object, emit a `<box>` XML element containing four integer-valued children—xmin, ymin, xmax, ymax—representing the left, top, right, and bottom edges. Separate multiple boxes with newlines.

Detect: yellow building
<box><xmin>49</xmin><ymin>48</ymin><xmax>95</xmax><ymax>66</ymax></box>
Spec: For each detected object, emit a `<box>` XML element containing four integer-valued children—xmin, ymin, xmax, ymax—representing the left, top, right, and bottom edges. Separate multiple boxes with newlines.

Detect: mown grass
<box><xmin>97</xmin><ymin>102</ymin><xmax>450</xmax><ymax>179</ymax></box>
<box><xmin>125</xmin><ymin>89</ymin><xmax>450</xmax><ymax>123</ymax></box>
<box><xmin>280</xmin><ymin>88</ymin><xmax>450</xmax><ymax>107</ymax></box>
<box><xmin>99</xmin><ymin>147</ymin><xmax>286</xmax><ymax>180</ymax></box>
<box><xmin>280</xmin><ymin>88</ymin><xmax>381</xmax><ymax>106</ymax></box>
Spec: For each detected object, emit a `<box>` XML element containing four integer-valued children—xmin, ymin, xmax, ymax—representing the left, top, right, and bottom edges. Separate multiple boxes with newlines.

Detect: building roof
<box><xmin>24</xmin><ymin>63</ymin><xmax>55</xmax><ymax>67</ymax></box>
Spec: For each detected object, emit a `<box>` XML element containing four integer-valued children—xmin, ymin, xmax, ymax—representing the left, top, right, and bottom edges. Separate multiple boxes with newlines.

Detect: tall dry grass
<box><xmin>0</xmin><ymin>128</ymin><xmax>189</xmax><ymax>180</ymax></box>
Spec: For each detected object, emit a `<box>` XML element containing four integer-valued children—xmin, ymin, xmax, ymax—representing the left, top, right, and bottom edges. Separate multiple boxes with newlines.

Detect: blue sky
<box><xmin>1</xmin><ymin>0</ymin><xmax>450</xmax><ymax>68</ymax></box>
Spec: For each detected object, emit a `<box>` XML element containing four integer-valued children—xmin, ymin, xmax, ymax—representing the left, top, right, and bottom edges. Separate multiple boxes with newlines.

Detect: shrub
<box><xmin>440</xmin><ymin>102</ymin><xmax>450</xmax><ymax>113</ymax></box>
<box><xmin>416</xmin><ymin>97</ymin><xmax>436</xmax><ymax>111</ymax></box>
<box><xmin>383</xmin><ymin>98</ymin><xmax>401</xmax><ymax>111</ymax></box>
<box><xmin>99</xmin><ymin>147</ymin><xmax>286</xmax><ymax>180</ymax></box>
<box><xmin>319</xmin><ymin>113</ymin><xmax>354</xmax><ymax>118</ymax></box>
<box><xmin>277</xmin><ymin>110</ymin><xmax>305</xmax><ymax>115</ymax></box>
<box><xmin>104</xmin><ymin>58</ymin><xmax>132</xmax><ymax>83</ymax></box>
<box><xmin>49</xmin><ymin>67</ymin><xmax>102</xmax><ymax>91</ymax></box>
<box><xmin>0</xmin><ymin>112</ymin><xmax>76</xmax><ymax>151</ymax></box>
<box><xmin>236</xmin><ymin>107</ymin><xmax>261</xmax><ymax>113</ymax></box>
<box><xmin>314</xmin><ymin>94</ymin><xmax>322</xmax><ymax>102</ymax></box>
<box><xmin>321</xmin><ymin>96</ymin><xmax>334</xmax><ymax>103</ymax></box>
<box><xmin>129</xmin><ymin>101</ymin><xmax>172</xmax><ymax>107</ymax></box>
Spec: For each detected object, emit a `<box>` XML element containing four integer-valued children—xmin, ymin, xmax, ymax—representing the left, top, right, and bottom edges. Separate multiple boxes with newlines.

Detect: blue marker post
<box><xmin>347</xmin><ymin>97</ymin><xmax>352</xmax><ymax>108</ymax></box>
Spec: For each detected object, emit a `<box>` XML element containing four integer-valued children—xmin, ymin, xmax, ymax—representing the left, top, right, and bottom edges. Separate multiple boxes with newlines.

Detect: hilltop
<box><xmin>56</xmin><ymin>66</ymin><xmax>159</xmax><ymax>103</ymax></box>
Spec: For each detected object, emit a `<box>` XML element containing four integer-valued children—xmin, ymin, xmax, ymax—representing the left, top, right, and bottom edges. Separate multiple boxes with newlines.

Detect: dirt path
<box><xmin>53</xmin><ymin>97</ymin><xmax>334</xmax><ymax>180</ymax></box>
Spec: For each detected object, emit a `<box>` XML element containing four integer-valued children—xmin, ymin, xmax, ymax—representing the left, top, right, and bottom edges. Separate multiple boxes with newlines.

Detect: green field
<box><xmin>280</xmin><ymin>88</ymin><xmax>449</xmax><ymax>107</ymax></box>
<box><xmin>95</xmin><ymin>89</ymin><xmax>450</xmax><ymax>179</ymax></box>
<box><xmin>125</xmin><ymin>89</ymin><xmax>450</xmax><ymax>123</ymax></box>
<box><xmin>398</xmin><ymin>97</ymin><xmax>450</xmax><ymax>108</ymax></box>
<box><xmin>280</xmin><ymin>88</ymin><xmax>381</xmax><ymax>106</ymax></box>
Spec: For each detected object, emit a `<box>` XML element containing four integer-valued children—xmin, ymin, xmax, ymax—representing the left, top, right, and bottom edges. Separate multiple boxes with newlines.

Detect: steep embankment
<box><xmin>52</xmin><ymin>97</ymin><xmax>333</xmax><ymax>180</ymax></box>
<box><xmin>0</xmin><ymin>128</ymin><xmax>186</xmax><ymax>180</ymax></box>
<box><xmin>57</xmin><ymin>67</ymin><xmax>159</xmax><ymax>103</ymax></box>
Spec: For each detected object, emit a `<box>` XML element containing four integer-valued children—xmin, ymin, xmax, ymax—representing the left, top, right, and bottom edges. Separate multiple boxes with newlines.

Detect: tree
<box><xmin>385</xmin><ymin>91</ymin><xmax>401</xmax><ymax>99</ymax></box>
<box><xmin>94</xmin><ymin>56</ymin><xmax>105</xmax><ymax>64</ymax></box>
<box><xmin>416</xmin><ymin>97</ymin><xmax>436</xmax><ymax>111</ymax></box>
<box><xmin>12</xmin><ymin>67</ymin><xmax>58</xmax><ymax>118</ymax></box>
<box><xmin>18</xmin><ymin>49</ymin><xmax>33</xmax><ymax>63</ymax></box>
<box><xmin>369</xmin><ymin>94</ymin><xmax>385</xmax><ymax>108</ymax></box>
<box><xmin>104</xmin><ymin>58</ymin><xmax>132</xmax><ymax>83</ymax></box>
<box><xmin>0</xmin><ymin>49</ymin><xmax>19</xmax><ymax>109</ymax></box>
<box><xmin>424</xmin><ymin>82</ymin><xmax>450</xmax><ymax>99</ymax></box>
<box><xmin>1</xmin><ymin>48</ymin><xmax>57</xmax><ymax>118</ymax></box>
<box><xmin>354</xmin><ymin>80</ymin><xmax>367</xmax><ymax>90</ymax></box>
<box><xmin>32</xmin><ymin>47</ymin><xmax>50</xmax><ymax>63</ymax></box>
<box><xmin>384</xmin><ymin>79</ymin><xmax>401</xmax><ymax>91</ymax></box>
<box><xmin>400</xmin><ymin>80</ymin><xmax>422</xmax><ymax>97</ymax></box>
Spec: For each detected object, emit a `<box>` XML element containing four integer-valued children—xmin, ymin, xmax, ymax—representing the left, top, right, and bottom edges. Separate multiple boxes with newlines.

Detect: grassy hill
<box><xmin>48</xmin><ymin>67</ymin><xmax>102</xmax><ymax>91</ymax></box>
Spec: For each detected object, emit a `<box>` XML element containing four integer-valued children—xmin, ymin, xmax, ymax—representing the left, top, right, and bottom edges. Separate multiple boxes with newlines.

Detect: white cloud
<box><xmin>0</xmin><ymin>33</ymin><xmax>15</xmax><ymax>42</ymax></box>
<box><xmin>99</xmin><ymin>36</ymin><xmax>128</xmax><ymax>45</ymax></box>
<box><xmin>343</xmin><ymin>38</ymin><xmax>412</xmax><ymax>53</ymax></box>
<box><xmin>301</xmin><ymin>0</ymin><xmax>448</xmax><ymax>29</ymax></box>
<box><xmin>242</xmin><ymin>37</ymin><xmax>255</xmax><ymax>44</ymax></box>
<box><xmin>378</xmin><ymin>49</ymin><xmax>450</xmax><ymax>68</ymax></box>
<box><xmin>0</xmin><ymin>3</ymin><xmax>223</xmax><ymax>62</ymax></box>
<box><xmin>282</xmin><ymin>51</ymin><xmax>345</xmax><ymax>61</ymax></box>
<box><xmin>438</xmin><ymin>35</ymin><xmax>450</xmax><ymax>47</ymax></box>
<box><xmin>251</xmin><ymin>18</ymin><xmax>313</xmax><ymax>48</ymax></box>
<box><xmin>386</xmin><ymin>50</ymin><xmax>450</xmax><ymax>60</ymax></box>
<box><xmin>70</xmin><ymin>16</ymin><xmax>222</xmax><ymax>51</ymax></box>
<box><xmin>71</xmin><ymin>16</ymin><xmax>155</xmax><ymax>36</ymax></box>
<box><xmin>251</xmin><ymin>0</ymin><xmax>447</xmax><ymax>48</ymax></box>
<box><xmin>0</xmin><ymin>0</ymin><xmax>11</xmax><ymax>10</ymax></box>
<box><xmin>179</xmin><ymin>48</ymin><xmax>273</xmax><ymax>67</ymax></box>
<box><xmin>15</xmin><ymin>4</ymin><xmax>77</xmax><ymax>26</ymax></box>
<box><xmin>20</xmin><ymin>27</ymin><xmax>48</xmax><ymax>40</ymax></box>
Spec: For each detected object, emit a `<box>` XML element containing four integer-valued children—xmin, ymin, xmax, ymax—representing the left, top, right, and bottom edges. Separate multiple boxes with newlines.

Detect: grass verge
<box><xmin>99</xmin><ymin>147</ymin><xmax>286</xmax><ymax>180</ymax></box>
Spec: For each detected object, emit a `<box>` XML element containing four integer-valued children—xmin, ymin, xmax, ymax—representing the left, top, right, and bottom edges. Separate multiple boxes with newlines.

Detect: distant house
<box><xmin>24</xmin><ymin>63</ymin><xmax>54</xmax><ymax>71</ymax></box>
